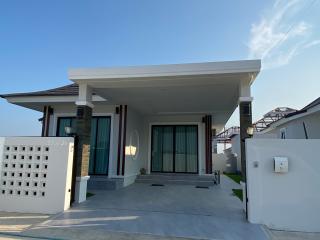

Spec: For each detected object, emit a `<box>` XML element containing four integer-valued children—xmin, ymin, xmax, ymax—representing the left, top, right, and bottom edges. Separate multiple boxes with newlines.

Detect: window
<box><xmin>56</xmin><ymin>116</ymin><xmax>111</xmax><ymax>175</ymax></box>
<box><xmin>280</xmin><ymin>128</ymin><xmax>286</xmax><ymax>139</ymax></box>
<box><xmin>56</xmin><ymin>117</ymin><xmax>76</xmax><ymax>137</ymax></box>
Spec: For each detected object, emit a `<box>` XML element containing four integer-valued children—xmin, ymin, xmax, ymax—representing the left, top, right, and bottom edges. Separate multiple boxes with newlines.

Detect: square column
<box><xmin>73</xmin><ymin>83</ymin><xmax>93</xmax><ymax>203</ymax></box>
<box><xmin>239</xmin><ymin>100</ymin><xmax>252</xmax><ymax>182</ymax></box>
<box><xmin>203</xmin><ymin>115</ymin><xmax>212</xmax><ymax>174</ymax></box>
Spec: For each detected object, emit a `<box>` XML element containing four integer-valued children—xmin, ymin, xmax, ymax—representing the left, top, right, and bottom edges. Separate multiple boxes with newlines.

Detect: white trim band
<box><xmin>76</xmin><ymin>176</ymin><xmax>90</xmax><ymax>181</ymax></box>
<box><xmin>75</xmin><ymin>101</ymin><xmax>94</xmax><ymax>108</ymax></box>
<box><xmin>239</xmin><ymin>97</ymin><xmax>253</xmax><ymax>103</ymax></box>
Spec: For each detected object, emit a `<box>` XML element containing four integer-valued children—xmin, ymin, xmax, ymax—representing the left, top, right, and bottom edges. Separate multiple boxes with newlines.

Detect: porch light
<box><xmin>130</xmin><ymin>146</ymin><xmax>137</xmax><ymax>156</ymax></box>
<box><xmin>125</xmin><ymin>145</ymin><xmax>137</xmax><ymax>157</ymax></box>
<box><xmin>246</xmin><ymin>126</ymin><xmax>254</xmax><ymax>136</ymax></box>
<box><xmin>65</xmin><ymin>126</ymin><xmax>74</xmax><ymax>135</ymax></box>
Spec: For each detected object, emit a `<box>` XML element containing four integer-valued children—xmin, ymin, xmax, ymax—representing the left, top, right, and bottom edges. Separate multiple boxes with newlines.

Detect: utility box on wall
<box><xmin>274</xmin><ymin>157</ymin><xmax>288</xmax><ymax>173</ymax></box>
<box><xmin>0</xmin><ymin>137</ymin><xmax>74</xmax><ymax>214</ymax></box>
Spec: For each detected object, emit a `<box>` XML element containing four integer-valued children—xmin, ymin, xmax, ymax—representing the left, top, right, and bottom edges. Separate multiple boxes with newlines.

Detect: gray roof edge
<box><xmin>0</xmin><ymin>84</ymin><xmax>79</xmax><ymax>99</ymax></box>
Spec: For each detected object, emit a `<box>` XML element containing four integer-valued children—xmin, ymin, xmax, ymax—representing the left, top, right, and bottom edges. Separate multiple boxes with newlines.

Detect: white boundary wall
<box><xmin>246</xmin><ymin>139</ymin><xmax>320</xmax><ymax>232</ymax></box>
<box><xmin>0</xmin><ymin>137</ymin><xmax>74</xmax><ymax>214</ymax></box>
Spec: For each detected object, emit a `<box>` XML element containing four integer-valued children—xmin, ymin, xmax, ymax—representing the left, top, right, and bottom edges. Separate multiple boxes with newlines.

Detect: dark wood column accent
<box><xmin>203</xmin><ymin>115</ymin><xmax>212</xmax><ymax>174</ymax></box>
<box><xmin>117</xmin><ymin>105</ymin><xmax>123</xmax><ymax>175</ymax></box>
<box><xmin>75</xmin><ymin>105</ymin><xmax>92</xmax><ymax>177</ymax></box>
<box><xmin>41</xmin><ymin>106</ymin><xmax>53</xmax><ymax>137</ymax></box>
<box><xmin>121</xmin><ymin>105</ymin><xmax>128</xmax><ymax>176</ymax></box>
<box><xmin>239</xmin><ymin>101</ymin><xmax>252</xmax><ymax>182</ymax></box>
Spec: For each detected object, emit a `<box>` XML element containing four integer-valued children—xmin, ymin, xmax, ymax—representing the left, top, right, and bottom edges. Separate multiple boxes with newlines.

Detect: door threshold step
<box><xmin>135</xmin><ymin>179</ymin><xmax>215</xmax><ymax>186</ymax></box>
<box><xmin>151</xmin><ymin>184</ymin><xmax>165</xmax><ymax>187</ymax></box>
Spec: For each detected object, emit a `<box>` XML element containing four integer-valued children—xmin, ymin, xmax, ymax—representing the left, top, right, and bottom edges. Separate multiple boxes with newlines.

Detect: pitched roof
<box><xmin>285</xmin><ymin>97</ymin><xmax>320</xmax><ymax>118</ymax></box>
<box><xmin>301</xmin><ymin>97</ymin><xmax>320</xmax><ymax>111</ymax></box>
<box><xmin>0</xmin><ymin>84</ymin><xmax>79</xmax><ymax>98</ymax></box>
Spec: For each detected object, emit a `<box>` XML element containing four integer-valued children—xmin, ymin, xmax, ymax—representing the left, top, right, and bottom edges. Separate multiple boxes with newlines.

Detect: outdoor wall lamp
<box><xmin>246</xmin><ymin>126</ymin><xmax>254</xmax><ymax>137</ymax></box>
<box><xmin>65</xmin><ymin>126</ymin><xmax>76</xmax><ymax>137</ymax></box>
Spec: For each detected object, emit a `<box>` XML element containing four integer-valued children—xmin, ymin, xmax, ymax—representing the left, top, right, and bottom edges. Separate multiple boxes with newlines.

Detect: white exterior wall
<box><xmin>246</xmin><ymin>139</ymin><xmax>320</xmax><ymax>232</ymax></box>
<box><xmin>0</xmin><ymin>137</ymin><xmax>74</xmax><ymax>214</ymax></box>
<box><xmin>267</xmin><ymin>111</ymin><xmax>320</xmax><ymax>139</ymax></box>
<box><xmin>230</xmin><ymin>133</ymin><xmax>277</xmax><ymax>173</ymax></box>
<box><xmin>123</xmin><ymin>108</ymin><xmax>146</xmax><ymax>186</ymax></box>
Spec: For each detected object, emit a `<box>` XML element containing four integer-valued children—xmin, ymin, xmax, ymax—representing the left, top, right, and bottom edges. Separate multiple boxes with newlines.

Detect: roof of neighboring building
<box><xmin>284</xmin><ymin>97</ymin><xmax>320</xmax><ymax>118</ymax></box>
<box><xmin>0</xmin><ymin>84</ymin><xmax>81</xmax><ymax>98</ymax></box>
<box><xmin>260</xmin><ymin>96</ymin><xmax>320</xmax><ymax>133</ymax></box>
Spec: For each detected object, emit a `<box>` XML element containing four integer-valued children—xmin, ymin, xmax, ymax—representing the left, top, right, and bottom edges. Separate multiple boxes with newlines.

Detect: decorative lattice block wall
<box><xmin>0</xmin><ymin>137</ymin><xmax>74</xmax><ymax>214</ymax></box>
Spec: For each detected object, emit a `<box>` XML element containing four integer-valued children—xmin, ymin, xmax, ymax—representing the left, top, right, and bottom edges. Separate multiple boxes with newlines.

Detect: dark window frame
<box><xmin>151</xmin><ymin>125</ymin><xmax>199</xmax><ymax>174</ymax></box>
<box><xmin>56</xmin><ymin>116</ymin><xmax>111</xmax><ymax>175</ymax></box>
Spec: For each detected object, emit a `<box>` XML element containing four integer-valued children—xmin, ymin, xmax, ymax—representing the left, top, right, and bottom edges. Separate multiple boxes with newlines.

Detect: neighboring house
<box><xmin>261</xmin><ymin>97</ymin><xmax>320</xmax><ymax>139</ymax></box>
<box><xmin>0</xmin><ymin>60</ymin><xmax>261</xmax><ymax>200</ymax></box>
<box><xmin>225</xmin><ymin>106</ymin><xmax>301</xmax><ymax>173</ymax></box>
<box><xmin>230</xmin><ymin>134</ymin><xmax>241</xmax><ymax>172</ymax></box>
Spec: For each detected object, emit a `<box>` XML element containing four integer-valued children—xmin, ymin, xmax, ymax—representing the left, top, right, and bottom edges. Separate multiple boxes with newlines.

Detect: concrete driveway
<box><xmin>18</xmin><ymin>175</ymin><xmax>267</xmax><ymax>240</ymax></box>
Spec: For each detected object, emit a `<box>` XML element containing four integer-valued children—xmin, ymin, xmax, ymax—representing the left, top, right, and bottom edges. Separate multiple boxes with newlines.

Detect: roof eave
<box><xmin>68</xmin><ymin>60</ymin><xmax>261</xmax><ymax>82</ymax></box>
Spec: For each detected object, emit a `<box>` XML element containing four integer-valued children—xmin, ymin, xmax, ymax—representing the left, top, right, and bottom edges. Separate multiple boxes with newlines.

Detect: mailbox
<box><xmin>274</xmin><ymin>157</ymin><xmax>288</xmax><ymax>173</ymax></box>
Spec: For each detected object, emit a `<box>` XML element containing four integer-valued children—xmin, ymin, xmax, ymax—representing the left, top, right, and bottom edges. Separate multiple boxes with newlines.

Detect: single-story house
<box><xmin>1</xmin><ymin>60</ymin><xmax>261</xmax><ymax>203</ymax></box>
<box><xmin>261</xmin><ymin>97</ymin><xmax>320</xmax><ymax>139</ymax></box>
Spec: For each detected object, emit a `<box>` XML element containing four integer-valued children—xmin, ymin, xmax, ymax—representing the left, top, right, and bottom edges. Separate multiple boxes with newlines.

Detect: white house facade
<box><xmin>1</xmin><ymin>60</ymin><xmax>261</xmax><ymax>202</ymax></box>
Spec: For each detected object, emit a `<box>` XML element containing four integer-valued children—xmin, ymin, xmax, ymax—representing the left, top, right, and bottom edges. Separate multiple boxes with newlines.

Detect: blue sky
<box><xmin>0</xmin><ymin>0</ymin><xmax>319</xmax><ymax>136</ymax></box>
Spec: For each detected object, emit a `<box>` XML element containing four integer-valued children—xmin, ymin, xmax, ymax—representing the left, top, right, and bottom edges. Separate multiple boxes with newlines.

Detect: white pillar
<box><xmin>73</xmin><ymin>83</ymin><xmax>93</xmax><ymax>204</ymax></box>
<box><xmin>76</xmin><ymin>83</ymin><xmax>94</xmax><ymax>108</ymax></box>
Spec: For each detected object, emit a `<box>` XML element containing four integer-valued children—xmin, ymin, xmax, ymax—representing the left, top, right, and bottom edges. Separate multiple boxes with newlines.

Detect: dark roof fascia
<box><xmin>284</xmin><ymin>109</ymin><xmax>307</xmax><ymax>118</ymax></box>
<box><xmin>0</xmin><ymin>93</ymin><xmax>77</xmax><ymax>98</ymax></box>
<box><xmin>300</xmin><ymin>97</ymin><xmax>320</xmax><ymax>111</ymax></box>
<box><xmin>284</xmin><ymin>97</ymin><xmax>320</xmax><ymax>118</ymax></box>
<box><xmin>0</xmin><ymin>84</ymin><xmax>79</xmax><ymax>99</ymax></box>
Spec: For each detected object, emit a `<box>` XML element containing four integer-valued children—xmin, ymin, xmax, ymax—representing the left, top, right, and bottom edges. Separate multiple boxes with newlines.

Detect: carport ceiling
<box><xmin>93</xmin><ymin>80</ymin><xmax>239</xmax><ymax>115</ymax></box>
<box><xmin>69</xmin><ymin>60</ymin><xmax>261</xmax><ymax>125</ymax></box>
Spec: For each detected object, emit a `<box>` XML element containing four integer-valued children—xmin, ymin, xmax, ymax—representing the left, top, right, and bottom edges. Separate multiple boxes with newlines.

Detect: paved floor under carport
<box><xmin>19</xmin><ymin>175</ymin><xmax>268</xmax><ymax>240</ymax></box>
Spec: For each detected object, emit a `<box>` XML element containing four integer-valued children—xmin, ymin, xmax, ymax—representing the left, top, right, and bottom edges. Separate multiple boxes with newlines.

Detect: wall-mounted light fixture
<box><xmin>246</xmin><ymin>126</ymin><xmax>254</xmax><ymax>137</ymax></box>
<box><xmin>65</xmin><ymin>127</ymin><xmax>77</xmax><ymax>137</ymax></box>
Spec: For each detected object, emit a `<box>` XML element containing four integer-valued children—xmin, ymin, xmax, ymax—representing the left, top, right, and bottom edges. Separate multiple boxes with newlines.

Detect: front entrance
<box><xmin>151</xmin><ymin>125</ymin><xmax>198</xmax><ymax>173</ymax></box>
<box><xmin>56</xmin><ymin>116</ymin><xmax>111</xmax><ymax>175</ymax></box>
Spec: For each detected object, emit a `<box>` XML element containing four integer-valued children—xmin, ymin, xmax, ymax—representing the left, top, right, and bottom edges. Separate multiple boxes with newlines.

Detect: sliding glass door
<box><xmin>151</xmin><ymin>125</ymin><xmax>198</xmax><ymax>173</ymax></box>
<box><xmin>88</xmin><ymin>117</ymin><xmax>111</xmax><ymax>175</ymax></box>
<box><xmin>56</xmin><ymin>116</ymin><xmax>111</xmax><ymax>175</ymax></box>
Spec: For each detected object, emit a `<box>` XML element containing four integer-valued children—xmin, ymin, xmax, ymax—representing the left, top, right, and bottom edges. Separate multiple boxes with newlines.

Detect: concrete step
<box><xmin>135</xmin><ymin>174</ymin><xmax>217</xmax><ymax>186</ymax></box>
<box><xmin>136</xmin><ymin>174</ymin><xmax>214</xmax><ymax>180</ymax></box>
<box><xmin>87</xmin><ymin>176</ymin><xmax>124</xmax><ymax>190</ymax></box>
<box><xmin>135</xmin><ymin>178</ymin><xmax>215</xmax><ymax>187</ymax></box>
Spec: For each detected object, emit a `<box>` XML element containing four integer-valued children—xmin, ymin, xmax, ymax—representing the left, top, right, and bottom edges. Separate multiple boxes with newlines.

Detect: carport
<box><xmin>22</xmin><ymin>176</ymin><xmax>267</xmax><ymax>240</ymax></box>
<box><xmin>67</xmin><ymin>60</ymin><xmax>261</xmax><ymax>203</ymax></box>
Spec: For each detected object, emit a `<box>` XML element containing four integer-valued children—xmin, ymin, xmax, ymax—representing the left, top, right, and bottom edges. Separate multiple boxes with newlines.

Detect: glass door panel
<box><xmin>162</xmin><ymin>126</ymin><xmax>174</xmax><ymax>172</ymax></box>
<box><xmin>57</xmin><ymin>116</ymin><xmax>111</xmax><ymax>175</ymax></box>
<box><xmin>151</xmin><ymin>125</ymin><xmax>198</xmax><ymax>173</ymax></box>
<box><xmin>93</xmin><ymin>117</ymin><xmax>111</xmax><ymax>174</ymax></box>
<box><xmin>151</xmin><ymin>126</ymin><xmax>163</xmax><ymax>172</ymax></box>
<box><xmin>175</xmin><ymin>126</ymin><xmax>186</xmax><ymax>172</ymax></box>
<box><xmin>186</xmin><ymin>126</ymin><xmax>198</xmax><ymax>173</ymax></box>
<box><xmin>89</xmin><ymin>118</ymin><xmax>97</xmax><ymax>174</ymax></box>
